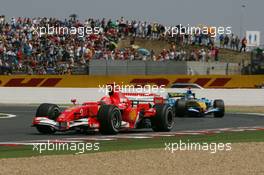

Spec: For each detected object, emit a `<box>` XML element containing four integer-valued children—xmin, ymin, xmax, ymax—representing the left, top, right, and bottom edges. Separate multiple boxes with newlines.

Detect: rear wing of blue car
<box><xmin>168</xmin><ymin>92</ymin><xmax>186</xmax><ymax>98</ymax></box>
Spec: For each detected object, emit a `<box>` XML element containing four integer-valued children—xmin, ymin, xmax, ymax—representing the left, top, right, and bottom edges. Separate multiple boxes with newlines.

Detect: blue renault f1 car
<box><xmin>166</xmin><ymin>90</ymin><xmax>225</xmax><ymax>118</ymax></box>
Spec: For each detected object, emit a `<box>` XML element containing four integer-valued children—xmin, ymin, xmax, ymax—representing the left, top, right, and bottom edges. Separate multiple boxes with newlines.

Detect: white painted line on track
<box><xmin>0</xmin><ymin>113</ymin><xmax>17</xmax><ymax>119</ymax></box>
<box><xmin>229</xmin><ymin>112</ymin><xmax>264</xmax><ymax>116</ymax></box>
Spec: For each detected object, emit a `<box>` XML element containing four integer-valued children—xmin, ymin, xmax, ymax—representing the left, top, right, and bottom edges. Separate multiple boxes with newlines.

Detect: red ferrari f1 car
<box><xmin>32</xmin><ymin>88</ymin><xmax>174</xmax><ymax>135</ymax></box>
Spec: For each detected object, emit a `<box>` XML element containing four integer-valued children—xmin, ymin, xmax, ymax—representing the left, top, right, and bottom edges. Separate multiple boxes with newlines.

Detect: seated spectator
<box><xmin>0</xmin><ymin>15</ymin><xmax>243</xmax><ymax>74</ymax></box>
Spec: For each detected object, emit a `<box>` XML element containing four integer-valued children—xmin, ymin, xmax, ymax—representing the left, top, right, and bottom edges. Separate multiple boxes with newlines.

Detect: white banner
<box><xmin>246</xmin><ymin>31</ymin><xmax>261</xmax><ymax>47</ymax></box>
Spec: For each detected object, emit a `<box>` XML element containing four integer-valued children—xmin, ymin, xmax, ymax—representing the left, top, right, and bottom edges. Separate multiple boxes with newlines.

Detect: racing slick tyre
<box><xmin>213</xmin><ymin>99</ymin><xmax>225</xmax><ymax>118</ymax></box>
<box><xmin>97</xmin><ymin>105</ymin><xmax>122</xmax><ymax>135</ymax></box>
<box><xmin>151</xmin><ymin>104</ymin><xmax>174</xmax><ymax>132</ymax></box>
<box><xmin>35</xmin><ymin>103</ymin><xmax>60</xmax><ymax>134</ymax></box>
<box><xmin>175</xmin><ymin>99</ymin><xmax>187</xmax><ymax>117</ymax></box>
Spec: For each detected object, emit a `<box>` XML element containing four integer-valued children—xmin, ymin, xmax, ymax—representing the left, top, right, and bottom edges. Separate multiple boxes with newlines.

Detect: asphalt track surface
<box><xmin>0</xmin><ymin>105</ymin><xmax>264</xmax><ymax>142</ymax></box>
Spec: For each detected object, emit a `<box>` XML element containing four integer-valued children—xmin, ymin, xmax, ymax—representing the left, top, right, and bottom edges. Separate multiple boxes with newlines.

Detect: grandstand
<box><xmin>0</xmin><ymin>16</ymin><xmax>259</xmax><ymax>75</ymax></box>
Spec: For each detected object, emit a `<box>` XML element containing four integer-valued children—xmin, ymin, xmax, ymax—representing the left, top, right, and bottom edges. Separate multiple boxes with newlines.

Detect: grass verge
<box><xmin>226</xmin><ymin>106</ymin><xmax>264</xmax><ymax>114</ymax></box>
<box><xmin>0</xmin><ymin>130</ymin><xmax>263</xmax><ymax>159</ymax></box>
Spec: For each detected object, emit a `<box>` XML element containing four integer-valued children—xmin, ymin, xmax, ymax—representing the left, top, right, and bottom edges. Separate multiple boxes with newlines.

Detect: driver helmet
<box><xmin>186</xmin><ymin>87</ymin><xmax>192</xmax><ymax>95</ymax></box>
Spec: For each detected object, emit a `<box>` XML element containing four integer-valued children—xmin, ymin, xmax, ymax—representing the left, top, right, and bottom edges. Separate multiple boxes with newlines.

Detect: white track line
<box><xmin>0</xmin><ymin>113</ymin><xmax>17</xmax><ymax>119</ymax></box>
<box><xmin>230</xmin><ymin>112</ymin><xmax>264</xmax><ymax>116</ymax></box>
<box><xmin>1</xmin><ymin>127</ymin><xmax>263</xmax><ymax>146</ymax></box>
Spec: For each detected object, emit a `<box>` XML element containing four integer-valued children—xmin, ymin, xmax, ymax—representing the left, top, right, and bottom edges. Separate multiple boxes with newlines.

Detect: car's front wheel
<box><xmin>213</xmin><ymin>99</ymin><xmax>225</xmax><ymax>118</ymax></box>
<box><xmin>35</xmin><ymin>103</ymin><xmax>60</xmax><ymax>134</ymax></box>
<box><xmin>97</xmin><ymin>105</ymin><xmax>122</xmax><ymax>135</ymax></box>
<box><xmin>36</xmin><ymin>125</ymin><xmax>56</xmax><ymax>134</ymax></box>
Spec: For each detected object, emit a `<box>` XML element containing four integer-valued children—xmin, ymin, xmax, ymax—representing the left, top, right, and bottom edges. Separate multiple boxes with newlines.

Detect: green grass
<box><xmin>226</xmin><ymin>106</ymin><xmax>264</xmax><ymax>114</ymax></box>
<box><xmin>1</xmin><ymin>130</ymin><xmax>263</xmax><ymax>159</ymax></box>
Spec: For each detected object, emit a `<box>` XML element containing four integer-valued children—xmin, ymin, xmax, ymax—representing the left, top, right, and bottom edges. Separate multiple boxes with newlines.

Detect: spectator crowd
<box><xmin>0</xmin><ymin>15</ymin><xmax>247</xmax><ymax>75</ymax></box>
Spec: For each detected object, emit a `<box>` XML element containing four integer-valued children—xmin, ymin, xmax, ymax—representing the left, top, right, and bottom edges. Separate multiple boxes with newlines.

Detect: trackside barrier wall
<box><xmin>127</xmin><ymin>61</ymin><xmax>146</xmax><ymax>75</ymax></box>
<box><xmin>146</xmin><ymin>61</ymin><xmax>187</xmax><ymax>74</ymax></box>
<box><xmin>0</xmin><ymin>75</ymin><xmax>263</xmax><ymax>88</ymax></box>
<box><xmin>187</xmin><ymin>62</ymin><xmax>241</xmax><ymax>75</ymax></box>
<box><xmin>89</xmin><ymin>60</ymin><xmax>239</xmax><ymax>75</ymax></box>
<box><xmin>0</xmin><ymin>88</ymin><xmax>263</xmax><ymax>106</ymax></box>
<box><xmin>89</xmin><ymin>60</ymin><xmax>188</xmax><ymax>75</ymax></box>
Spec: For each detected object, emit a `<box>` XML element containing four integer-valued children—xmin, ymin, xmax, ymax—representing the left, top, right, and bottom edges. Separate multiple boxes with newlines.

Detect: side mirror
<box><xmin>71</xmin><ymin>99</ymin><xmax>77</xmax><ymax>105</ymax></box>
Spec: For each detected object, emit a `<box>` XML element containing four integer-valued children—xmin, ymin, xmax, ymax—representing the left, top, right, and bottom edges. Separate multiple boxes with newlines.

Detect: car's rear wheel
<box><xmin>151</xmin><ymin>104</ymin><xmax>174</xmax><ymax>132</ymax></box>
<box><xmin>97</xmin><ymin>105</ymin><xmax>121</xmax><ymax>135</ymax></box>
<box><xmin>175</xmin><ymin>99</ymin><xmax>187</xmax><ymax>117</ymax></box>
<box><xmin>35</xmin><ymin>103</ymin><xmax>60</xmax><ymax>134</ymax></box>
<box><xmin>213</xmin><ymin>99</ymin><xmax>225</xmax><ymax>118</ymax></box>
